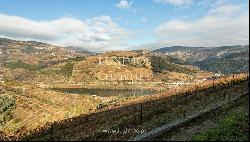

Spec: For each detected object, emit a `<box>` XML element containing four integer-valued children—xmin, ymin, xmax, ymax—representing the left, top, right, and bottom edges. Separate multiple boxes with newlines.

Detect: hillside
<box><xmin>0</xmin><ymin>38</ymin><xmax>215</xmax><ymax>84</ymax></box>
<box><xmin>71</xmin><ymin>50</ymin><xmax>209</xmax><ymax>84</ymax></box>
<box><xmin>72</xmin><ymin>51</ymin><xmax>153</xmax><ymax>83</ymax></box>
<box><xmin>0</xmin><ymin>38</ymin><xmax>91</xmax><ymax>81</ymax></box>
<box><xmin>153</xmin><ymin>45</ymin><xmax>249</xmax><ymax>74</ymax></box>
<box><xmin>0</xmin><ymin>38</ymin><xmax>91</xmax><ymax>64</ymax></box>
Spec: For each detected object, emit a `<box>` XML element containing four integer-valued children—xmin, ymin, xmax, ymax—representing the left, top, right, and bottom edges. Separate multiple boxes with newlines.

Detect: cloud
<box><xmin>116</xmin><ymin>0</ymin><xmax>137</xmax><ymax>13</ymax></box>
<box><xmin>116</xmin><ymin>0</ymin><xmax>132</xmax><ymax>10</ymax></box>
<box><xmin>152</xmin><ymin>4</ymin><xmax>249</xmax><ymax>48</ymax></box>
<box><xmin>154</xmin><ymin>0</ymin><xmax>193</xmax><ymax>6</ymax></box>
<box><xmin>0</xmin><ymin>14</ymin><xmax>132</xmax><ymax>52</ymax></box>
<box><xmin>0</xmin><ymin>13</ymin><xmax>58</xmax><ymax>41</ymax></box>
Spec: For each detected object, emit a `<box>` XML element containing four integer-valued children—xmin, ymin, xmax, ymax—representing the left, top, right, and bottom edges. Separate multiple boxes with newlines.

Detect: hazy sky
<box><xmin>0</xmin><ymin>0</ymin><xmax>249</xmax><ymax>52</ymax></box>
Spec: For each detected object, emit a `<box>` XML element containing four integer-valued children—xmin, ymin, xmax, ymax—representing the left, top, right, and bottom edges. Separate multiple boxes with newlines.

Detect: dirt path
<box><xmin>155</xmin><ymin>94</ymin><xmax>249</xmax><ymax>141</ymax></box>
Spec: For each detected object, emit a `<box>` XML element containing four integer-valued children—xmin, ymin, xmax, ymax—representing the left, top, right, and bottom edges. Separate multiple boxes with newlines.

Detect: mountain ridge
<box><xmin>153</xmin><ymin>45</ymin><xmax>249</xmax><ymax>74</ymax></box>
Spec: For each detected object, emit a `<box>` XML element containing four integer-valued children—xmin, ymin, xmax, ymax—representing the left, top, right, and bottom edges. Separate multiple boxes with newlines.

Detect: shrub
<box><xmin>0</xmin><ymin>96</ymin><xmax>15</xmax><ymax>125</ymax></box>
<box><xmin>192</xmin><ymin>112</ymin><xmax>249</xmax><ymax>141</ymax></box>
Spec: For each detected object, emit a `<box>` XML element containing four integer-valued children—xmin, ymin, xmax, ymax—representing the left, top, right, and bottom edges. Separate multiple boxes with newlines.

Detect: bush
<box><xmin>192</xmin><ymin>112</ymin><xmax>249</xmax><ymax>141</ymax></box>
<box><xmin>0</xmin><ymin>96</ymin><xmax>15</xmax><ymax>125</ymax></box>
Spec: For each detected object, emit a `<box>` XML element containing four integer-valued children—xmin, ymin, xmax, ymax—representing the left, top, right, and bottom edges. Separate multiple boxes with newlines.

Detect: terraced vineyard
<box><xmin>0</xmin><ymin>81</ymin><xmax>107</xmax><ymax>139</ymax></box>
<box><xmin>0</xmin><ymin>73</ymin><xmax>248</xmax><ymax>141</ymax></box>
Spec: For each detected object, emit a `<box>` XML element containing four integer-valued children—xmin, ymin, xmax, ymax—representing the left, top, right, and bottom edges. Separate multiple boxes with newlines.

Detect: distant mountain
<box><xmin>153</xmin><ymin>45</ymin><xmax>249</xmax><ymax>74</ymax></box>
<box><xmin>64</xmin><ymin>46</ymin><xmax>95</xmax><ymax>55</ymax></box>
<box><xmin>154</xmin><ymin>46</ymin><xmax>203</xmax><ymax>52</ymax></box>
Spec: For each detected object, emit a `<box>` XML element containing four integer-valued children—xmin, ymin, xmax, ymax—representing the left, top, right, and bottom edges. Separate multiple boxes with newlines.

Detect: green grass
<box><xmin>192</xmin><ymin>112</ymin><xmax>249</xmax><ymax>141</ymax></box>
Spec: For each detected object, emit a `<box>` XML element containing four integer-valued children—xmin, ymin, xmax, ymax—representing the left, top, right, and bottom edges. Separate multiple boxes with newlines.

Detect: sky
<box><xmin>0</xmin><ymin>0</ymin><xmax>249</xmax><ymax>52</ymax></box>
